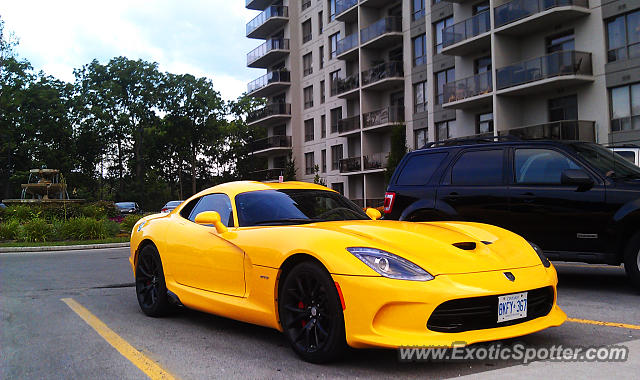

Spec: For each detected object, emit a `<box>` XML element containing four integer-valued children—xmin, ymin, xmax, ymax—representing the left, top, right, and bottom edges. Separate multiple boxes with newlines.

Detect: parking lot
<box><xmin>1</xmin><ymin>247</ymin><xmax>639</xmax><ymax>379</ymax></box>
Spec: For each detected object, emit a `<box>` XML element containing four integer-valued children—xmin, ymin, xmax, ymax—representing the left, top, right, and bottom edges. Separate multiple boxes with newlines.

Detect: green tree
<box><xmin>385</xmin><ymin>124</ymin><xmax>408</xmax><ymax>184</ymax></box>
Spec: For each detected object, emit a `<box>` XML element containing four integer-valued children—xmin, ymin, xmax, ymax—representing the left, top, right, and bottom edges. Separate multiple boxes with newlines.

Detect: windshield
<box><xmin>235</xmin><ymin>189</ymin><xmax>369</xmax><ymax>227</ymax></box>
<box><xmin>571</xmin><ymin>143</ymin><xmax>640</xmax><ymax>179</ymax></box>
<box><xmin>166</xmin><ymin>201</ymin><xmax>183</xmax><ymax>207</ymax></box>
<box><xmin>116</xmin><ymin>202</ymin><xmax>135</xmax><ymax>208</ymax></box>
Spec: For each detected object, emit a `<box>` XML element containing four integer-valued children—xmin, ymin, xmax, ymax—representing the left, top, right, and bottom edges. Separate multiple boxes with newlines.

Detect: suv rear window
<box><xmin>395</xmin><ymin>153</ymin><xmax>447</xmax><ymax>185</ymax></box>
<box><xmin>451</xmin><ymin>149</ymin><xmax>503</xmax><ymax>185</ymax></box>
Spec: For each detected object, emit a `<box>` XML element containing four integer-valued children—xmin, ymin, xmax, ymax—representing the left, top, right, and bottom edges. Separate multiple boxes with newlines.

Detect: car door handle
<box><xmin>447</xmin><ymin>192</ymin><xmax>459</xmax><ymax>201</ymax></box>
<box><xmin>520</xmin><ymin>192</ymin><xmax>536</xmax><ymax>203</ymax></box>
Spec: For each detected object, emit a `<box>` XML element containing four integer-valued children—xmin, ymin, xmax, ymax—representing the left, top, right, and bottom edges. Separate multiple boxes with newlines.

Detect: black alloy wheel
<box><xmin>135</xmin><ymin>245</ymin><xmax>171</xmax><ymax>317</ymax></box>
<box><xmin>279</xmin><ymin>261</ymin><xmax>346</xmax><ymax>363</ymax></box>
<box><xmin>624</xmin><ymin>231</ymin><xmax>640</xmax><ymax>291</ymax></box>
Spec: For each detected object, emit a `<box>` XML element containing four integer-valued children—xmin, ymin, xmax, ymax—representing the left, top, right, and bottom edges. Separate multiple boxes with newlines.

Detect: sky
<box><xmin>0</xmin><ymin>0</ymin><xmax>264</xmax><ymax>101</ymax></box>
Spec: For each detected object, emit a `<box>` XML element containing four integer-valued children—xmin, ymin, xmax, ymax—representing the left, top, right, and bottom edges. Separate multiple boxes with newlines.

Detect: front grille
<box><xmin>427</xmin><ymin>286</ymin><xmax>554</xmax><ymax>333</ymax></box>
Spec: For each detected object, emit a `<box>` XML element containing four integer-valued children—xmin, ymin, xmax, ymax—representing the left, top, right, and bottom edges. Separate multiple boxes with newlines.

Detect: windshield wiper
<box><xmin>252</xmin><ymin>218</ymin><xmax>322</xmax><ymax>226</ymax></box>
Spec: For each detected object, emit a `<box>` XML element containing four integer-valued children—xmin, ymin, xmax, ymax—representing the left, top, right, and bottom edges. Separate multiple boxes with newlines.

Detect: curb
<box><xmin>0</xmin><ymin>242</ymin><xmax>130</xmax><ymax>254</ymax></box>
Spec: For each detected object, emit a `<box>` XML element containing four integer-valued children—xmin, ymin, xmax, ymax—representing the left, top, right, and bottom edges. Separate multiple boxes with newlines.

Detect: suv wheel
<box><xmin>623</xmin><ymin>232</ymin><xmax>640</xmax><ymax>290</ymax></box>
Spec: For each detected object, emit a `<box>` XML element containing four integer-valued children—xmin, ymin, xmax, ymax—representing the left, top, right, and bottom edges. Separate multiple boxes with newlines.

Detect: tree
<box><xmin>385</xmin><ymin>124</ymin><xmax>408</xmax><ymax>184</ymax></box>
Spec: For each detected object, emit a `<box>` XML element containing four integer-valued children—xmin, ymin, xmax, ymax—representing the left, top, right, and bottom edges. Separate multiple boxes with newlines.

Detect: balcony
<box><xmin>339</xmin><ymin>157</ymin><xmax>362</xmax><ymax>174</ymax></box>
<box><xmin>246</xmin><ymin>6</ymin><xmax>289</xmax><ymax>39</ymax></box>
<box><xmin>361</xmin><ymin>61</ymin><xmax>404</xmax><ymax>91</ymax></box>
<box><xmin>497</xmin><ymin>120</ymin><xmax>595</xmax><ymax>142</ymax></box>
<box><xmin>336</xmin><ymin>0</ymin><xmax>358</xmax><ymax>22</ymax></box>
<box><xmin>363</xmin><ymin>152</ymin><xmax>389</xmax><ymax>171</ymax></box>
<box><xmin>247</xmin><ymin>38</ymin><xmax>290</xmax><ymax>68</ymax></box>
<box><xmin>249</xmin><ymin>135</ymin><xmax>292</xmax><ymax>154</ymax></box>
<box><xmin>360</xmin><ymin>17</ymin><xmax>402</xmax><ymax>49</ymax></box>
<box><xmin>336</xmin><ymin>33</ymin><xmax>359</xmax><ymax>61</ymax></box>
<box><xmin>363</xmin><ymin>106</ymin><xmax>404</xmax><ymax>131</ymax></box>
<box><xmin>330</xmin><ymin>73</ymin><xmax>360</xmax><ymax>99</ymax></box>
<box><xmin>251</xmin><ymin>168</ymin><xmax>285</xmax><ymax>181</ymax></box>
<box><xmin>246</xmin><ymin>0</ymin><xmax>273</xmax><ymax>11</ymax></box>
<box><xmin>247</xmin><ymin>103</ymin><xmax>292</xmax><ymax>126</ymax></box>
<box><xmin>442</xmin><ymin>11</ymin><xmax>490</xmax><ymax>56</ymax></box>
<box><xmin>338</xmin><ymin>115</ymin><xmax>361</xmax><ymax>136</ymax></box>
<box><xmin>494</xmin><ymin>0</ymin><xmax>590</xmax><ymax>35</ymax></box>
<box><xmin>443</xmin><ymin>71</ymin><xmax>492</xmax><ymax>109</ymax></box>
<box><xmin>247</xmin><ymin>70</ymin><xmax>290</xmax><ymax>98</ymax></box>
<box><xmin>496</xmin><ymin>50</ymin><xmax>593</xmax><ymax>95</ymax></box>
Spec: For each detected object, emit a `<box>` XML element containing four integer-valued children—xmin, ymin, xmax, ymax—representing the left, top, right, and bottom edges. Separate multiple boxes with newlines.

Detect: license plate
<box><xmin>497</xmin><ymin>292</ymin><xmax>528</xmax><ymax>322</ymax></box>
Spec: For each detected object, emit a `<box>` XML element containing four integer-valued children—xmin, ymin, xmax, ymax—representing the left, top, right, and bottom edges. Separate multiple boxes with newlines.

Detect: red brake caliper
<box><xmin>298</xmin><ymin>301</ymin><xmax>306</xmax><ymax>327</ymax></box>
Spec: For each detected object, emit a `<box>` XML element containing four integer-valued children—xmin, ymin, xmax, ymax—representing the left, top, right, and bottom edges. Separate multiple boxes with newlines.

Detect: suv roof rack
<box><xmin>422</xmin><ymin>135</ymin><xmax>521</xmax><ymax>149</ymax></box>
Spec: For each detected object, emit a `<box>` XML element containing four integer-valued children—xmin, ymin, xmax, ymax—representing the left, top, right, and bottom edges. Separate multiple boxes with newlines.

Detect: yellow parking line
<box><xmin>61</xmin><ymin>298</ymin><xmax>176</xmax><ymax>380</ymax></box>
<box><xmin>568</xmin><ymin>317</ymin><xmax>640</xmax><ymax>330</ymax></box>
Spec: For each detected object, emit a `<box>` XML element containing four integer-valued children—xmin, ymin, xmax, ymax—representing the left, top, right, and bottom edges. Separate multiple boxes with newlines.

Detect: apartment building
<box><xmin>244</xmin><ymin>0</ymin><xmax>640</xmax><ymax>207</ymax></box>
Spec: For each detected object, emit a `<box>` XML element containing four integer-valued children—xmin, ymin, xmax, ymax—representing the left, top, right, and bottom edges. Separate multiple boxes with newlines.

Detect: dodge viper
<box><xmin>129</xmin><ymin>181</ymin><xmax>566</xmax><ymax>362</ymax></box>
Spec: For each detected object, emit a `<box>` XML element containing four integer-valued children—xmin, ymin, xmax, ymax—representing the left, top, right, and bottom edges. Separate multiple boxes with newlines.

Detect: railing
<box><xmin>247</xmin><ymin>103</ymin><xmax>291</xmax><ymax>123</ymax></box>
<box><xmin>247</xmin><ymin>38</ymin><xmax>290</xmax><ymax>65</ymax></box>
<box><xmin>247</xmin><ymin>70</ymin><xmax>290</xmax><ymax>94</ymax></box>
<box><xmin>250</xmin><ymin>135</ymin><xmax>292</xmax><ymax>152</ymax></box>
<box><xmin>251</xmin><ymin>168</ymin><xmax>285</xmax><ymax>181</ymax></box>
<box><xmin>611</xmin><ymin>116</ymin><xmax>640</xmax><ymax>132</ymax></box>
<box><xmin>246</xmin><ymin>5</ymin><xmax>288</xmax><ymax>36</ymax></box>
<box><xmin>498</xmin><ymin>120</ymin><xmax>595</xmax><ymax>141</ymax></box>
<box><xmin>495</xmin><ymin>0</ymin><xmax>589</xmax><ymax>28</ymax></box>
<box><xmin>339</xmin><ymin>157</ymin><xmax>362</xmax><ymax>173</ymax></box>
<box><xmin>363</xmin><ymin>106</ymin><xmax>405</xmax><ymax>128</ymax></box>
<box><xmin>443</xmin><ymin>11</ymin><xmax>490</xmax><ymax>48</ymax></box>
<box><xmin>360</xmin><ymin>17</ymin><xmax>402</xmax><ymax>44</ymax></box>
<box><xmin>330</xmin><ymin>73</ymin><xmax>359</xmax><ymax>96</ymax></box>
<box><xmin>443</xmin><ymin>71</ymin><xmax>492</xmax><ymax>103</ymax></box>
<box><xmin>336</xmin><ymin>33</ymin><xmax>358</xmax><ymax>56</ymax></box>
<box><xmin>364</xmin><ymin>152</ymin><xmax>389</xmax><ymax>170</ymax></box>
<box><xmin>336</xmin><ymin>0</ymin><xmax>358</xmax><ymax>16</ymax></box>
<box><xmin>496</xmin><ymin>50</ymin><xmax>592</xmax><ymax>90</ymax></box>
<box><xmin>361</xmin><ymin>61</ymin><xmax>404</xmax><ymax>86</ymax></box>
<box><xmin>338</xmin><ymin>115</ymin><xmax>361</xmax><ymax>134</ymax></box>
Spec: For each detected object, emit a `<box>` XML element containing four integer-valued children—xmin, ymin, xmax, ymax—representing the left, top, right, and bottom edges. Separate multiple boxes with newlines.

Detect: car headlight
<box><xmin>529</xmin><ymin>241</ymin><xmax>550</xmax><ymax>268</ymax></box>
<box><xmin>346</xmin><ymin>247</ymin><xmax>434</xmax><ymax>281</ymax></box>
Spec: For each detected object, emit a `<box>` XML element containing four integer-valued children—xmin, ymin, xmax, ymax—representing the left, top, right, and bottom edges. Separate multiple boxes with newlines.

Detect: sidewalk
<box><xmin>0</xmin><ymin>242</ymin><xmax>130</xmax><ymax>253</ymax></box>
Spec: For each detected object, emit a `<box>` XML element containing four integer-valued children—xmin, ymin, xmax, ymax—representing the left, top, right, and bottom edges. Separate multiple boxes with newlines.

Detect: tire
<box><xmin>623</xmin><ymin>232</ymin><xmax>640</xmax><ymax>290</ymax></box>
<box><xmin>135</xmin><ymin>244</ymin><xmax>171</xmax><ymax>317</ymax></box>
<box><xmin>278</xmin><ymin>261</ymin><xmax>347</xmax><ymax>363</ymax></box>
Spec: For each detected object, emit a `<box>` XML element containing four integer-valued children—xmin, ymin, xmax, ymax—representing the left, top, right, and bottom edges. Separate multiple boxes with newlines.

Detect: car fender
<box><xmin>400</xmin><ymin>198</ymin><xmax>456</xmax><ymax>221</ymax></box>
<box><xmin>611</xmin><ymin>199</ymin><xmax>640</xmax><ymax>252</ymax></box>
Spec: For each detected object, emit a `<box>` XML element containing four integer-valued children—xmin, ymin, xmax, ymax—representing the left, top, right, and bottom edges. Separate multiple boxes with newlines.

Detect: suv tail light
<box><xmin>161</xmin><ymin>208</ymin><xmax>168</xmax><ymax>213</ymax></box>
<box><xmin>383</xmin><ymin>192</ymin><xmax>396</xmax><ymax>214</ymax></box>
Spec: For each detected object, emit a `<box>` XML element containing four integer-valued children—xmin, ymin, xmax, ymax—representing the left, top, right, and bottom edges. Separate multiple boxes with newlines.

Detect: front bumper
<box><xmin>333</xmin><ymin>265</ymin><xmax>566</xmax><ymax>349</ymax></box>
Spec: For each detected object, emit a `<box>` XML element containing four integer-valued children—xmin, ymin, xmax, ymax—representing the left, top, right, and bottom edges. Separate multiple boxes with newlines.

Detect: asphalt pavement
<box><xmin>1</xmin><ymin>247</ymin><xmax>639</xmax><ymax>379</ymax></box>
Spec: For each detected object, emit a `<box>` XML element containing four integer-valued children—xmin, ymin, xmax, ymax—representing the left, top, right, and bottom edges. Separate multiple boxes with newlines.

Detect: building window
<box><xmin>318</xmin><ymin>11</ymin><xmax>323</xmax><ymax>34</ymax></box>
<box><xmin>321</xmin><ymin>149</ymin><xmax>327</xmax><ymax>173</ymax></box>
<box><xmin>434</xmin><ymin>17</ymin><xmax>453</xmax><ymax>54</ymax></box>
<box><xmin>610</xmin><ymin>83</ymin><xmax>640</xmax><ymax>131</ymax></box>
<box><xmin>412</xmin><ymin>0</ymin><xmax>425</xmax><ymax>21</ymax></box>
<box><xmin>329</xmin><ymin>0</ymin><xmax>336</xmax><ymax>22</ymax></box>
<box><xmin>319</xmin><ymin>46</ymin><xmax>324</xmax><ymax>69</ymax></box>
<box><xmin>472</xmin><ymin>1</ymin><xmax>489</xmax><ymax>15</ymax></box>
<box><xmin>476</xmin><ymin>112</ymin><xmax>494</xmax><ymax>134</ymax></box>
<box><xmin>303</xmin><ymin>52</ymin><xmax>313</xmax><ymax>76</ymax></box>
<box><xmin>305</xmin><ymin>152</ymin><xmax>315</xmax><ymax>175</ymax></box>
<box><xmin>321</xmin><ymin>114</ymin><xmax>327</xmax><ymax>138</ymax></box>
<box><xmin>474</xmin><ymin>56</ymin><xmax>492</xmax><ymax>74</ymax></box>
<box><xmin>413</xmin><ymin>34</ymin><xmax>427</xmax><ymax>66</ymax></box>
<box><xmin>330</xmin><ymin>107</ymin><xmax>342</xmax><ymax>133</ymax></box>
<box><xmin>546</xmin><ymin>30</ymin><xmax>575</xmax><ymax>53</ymax></box>
<box><xmin>607</xmin><ymin>10</ymin><xmax>640</xmax><ymax>63</ymax></box>
<box><xmin>302</xmin><ymin>0</ymin><xmax>311</xmax><ymax>11</ymax></box>
<box><xmin>435</xmin><ymin>68</ymin><xmax>455</xmax><ymax>105</ymax></box>
<box><xmin>436</xmin><ymin>120</ymin><xmax>453</xmax><ymax>141</ymax></box>
<box><xmin>304</xmin><ymin>118</ymin><xmax>315</xmax><ymax>142</ymax></box>
<box><xmin>331</xmin><ymin>182</ymin><xmax>344</xmax><ymax>195</ymax></box>
<box><xmin>414</xmin><ymin>128</ymin><xmax>428</xmax><ymax>148</ymax></box>
<box><xmin>274</xmin><ymin>155</ymin><xmax>286</xmax><ymax>169</ymax></box>
<box><xmin>320</xmin><ymin>80</ymin><xmax>325</xmax><ymax>103</ymax></box>
<box><xmin>548</xmin><ymin>95</ymin><xmax>578</xmax><ymax>122</ymax></box>
<box><xmin>304</xmin><ymin>86</ymin><xmax>314</xmax><ymax>109</ymax></box>
<box><xmin>331</xmin><ymin>144</ymin><xmax>343</xmax><ymax>170</ymax></box>
<box><xmin>329</xmin><ymin>32</ymin><xmax>340</xmax><ymax>59</ymax></box>
<box><xmin>413</xmin><ymin>80</ymin><xmax>427</xmax><ymax>113</ymax></box>
<box><xmin>302</xmin><ymin>19</ymin><xmax>312</xmax><ymax>43</ymax></box>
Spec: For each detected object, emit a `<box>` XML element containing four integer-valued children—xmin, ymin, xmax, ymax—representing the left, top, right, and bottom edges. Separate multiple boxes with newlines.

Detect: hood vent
<box><xmin>452</xmin><ymin>242</ymin><xmax>477</xmax><ymax>250</ymax></box>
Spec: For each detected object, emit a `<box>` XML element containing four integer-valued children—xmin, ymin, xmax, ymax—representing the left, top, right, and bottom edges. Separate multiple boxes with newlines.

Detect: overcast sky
<box><xmin>0</xmin><ymin>0</ymin><xmax>264</xmax><ymax>101</ymax></box>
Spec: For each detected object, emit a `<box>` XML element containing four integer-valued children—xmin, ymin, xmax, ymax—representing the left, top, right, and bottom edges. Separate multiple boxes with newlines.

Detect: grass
<box><xmin>0</xmin><ymin>236</ymin><xmax>129</xmax><ymax>248</ymax></box>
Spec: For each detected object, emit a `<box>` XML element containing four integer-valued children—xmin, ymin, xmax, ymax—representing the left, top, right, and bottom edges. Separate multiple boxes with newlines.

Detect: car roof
<box><xmin>413</xmin><ymin>139</ymin><xmax>588</xmax><ymax>153</ymax></box>
<box><xmin>196</xmin><ymin>181</ymin><xmax>335</xmax><ymax>198</ymax></box>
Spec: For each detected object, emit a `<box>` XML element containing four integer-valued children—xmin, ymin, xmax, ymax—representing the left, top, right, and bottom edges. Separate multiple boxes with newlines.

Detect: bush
<box><xmin>104</xmin><ymin>219</ymin><xmax>120</xmax><ymax>237</ymax></box>
<box><xmin>0</xmin><ymin>220</ymin><xmax>21</xmax><ymax>241</ymax></box>
<box><xmin>19</xmin><ymin>219</ymin><xmax>53</xmax><ymax>242</ymax></box>
<box><xmin>121</xmin><ymin>214</ymin><xmax>144</xmax><ymax>233</ymax></box>
<box><xmin>81</xmin><ymin>204</ymin><xmax>102</xmax><ymax>219</ymax></box>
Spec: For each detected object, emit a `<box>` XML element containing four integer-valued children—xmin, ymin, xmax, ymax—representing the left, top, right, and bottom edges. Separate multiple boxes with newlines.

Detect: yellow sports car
<box><xmin>129</xmin><ymin>181</ymin><xmax>566</xmax><ymax>362</ymax></box>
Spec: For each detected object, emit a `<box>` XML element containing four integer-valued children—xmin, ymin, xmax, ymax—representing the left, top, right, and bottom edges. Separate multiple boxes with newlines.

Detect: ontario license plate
<box><xmin>497</xmin><ymin>292</ymin><xmax>527</xmax><ymax>322</ymax></box>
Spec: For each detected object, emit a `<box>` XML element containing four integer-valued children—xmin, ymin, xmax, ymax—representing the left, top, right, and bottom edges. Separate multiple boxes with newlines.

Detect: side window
<box><xmin>515</xmin><ymin>148</ymin><xmax>581</xmax><ymax>184</ymax></box>
<box><xmin>451</xmin><ymin>149</ymin><xmax>504</xmax><ymax>185</ymax></box>
<box><xmin>188</xmin><ymin>194</ymin><xmax>234</xmax><ymax>227</ymax></box>
<box><xmin>615</xmin><ymin>150</ymin><xmax>636</xmax><ymax>164</ymax></box>
<box><xmin>395</xmin><ymin>153</ymin><xmax>447</xmax><ymax>185</ymax></box>
<box><xmin>180</xmin><ymin>198</ymin><xmax>200</xmax><ymax>219</ymax></box>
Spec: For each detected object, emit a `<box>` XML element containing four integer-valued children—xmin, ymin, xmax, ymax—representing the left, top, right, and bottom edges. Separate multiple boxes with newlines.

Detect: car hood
<box><xmin>303</xmin><ymin>220</ymin><xmax>541</xmax><ymax>276</ymax></box>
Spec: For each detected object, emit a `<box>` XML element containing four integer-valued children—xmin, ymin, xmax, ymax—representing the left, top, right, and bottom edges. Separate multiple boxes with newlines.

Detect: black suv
<box><xmin>384</xmin><ymin>138</ymin><xmax>640</xmax><ymax>287</ymax></box>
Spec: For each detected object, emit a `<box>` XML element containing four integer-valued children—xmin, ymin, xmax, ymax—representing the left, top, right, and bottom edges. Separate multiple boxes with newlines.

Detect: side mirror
<box><xmin>366</xmin><ymin>208</ymin><xmax>382</xmax><ymax>220</ymax></box>
<box><xmin>194</xmin><ymin>211</ymin><xmax>228</xmax><ymax>234</ymax></box>
<box><xmin>561</xmin><ymin>169</ymin><xmax>593</xmax><ymax>189</ymax></box>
